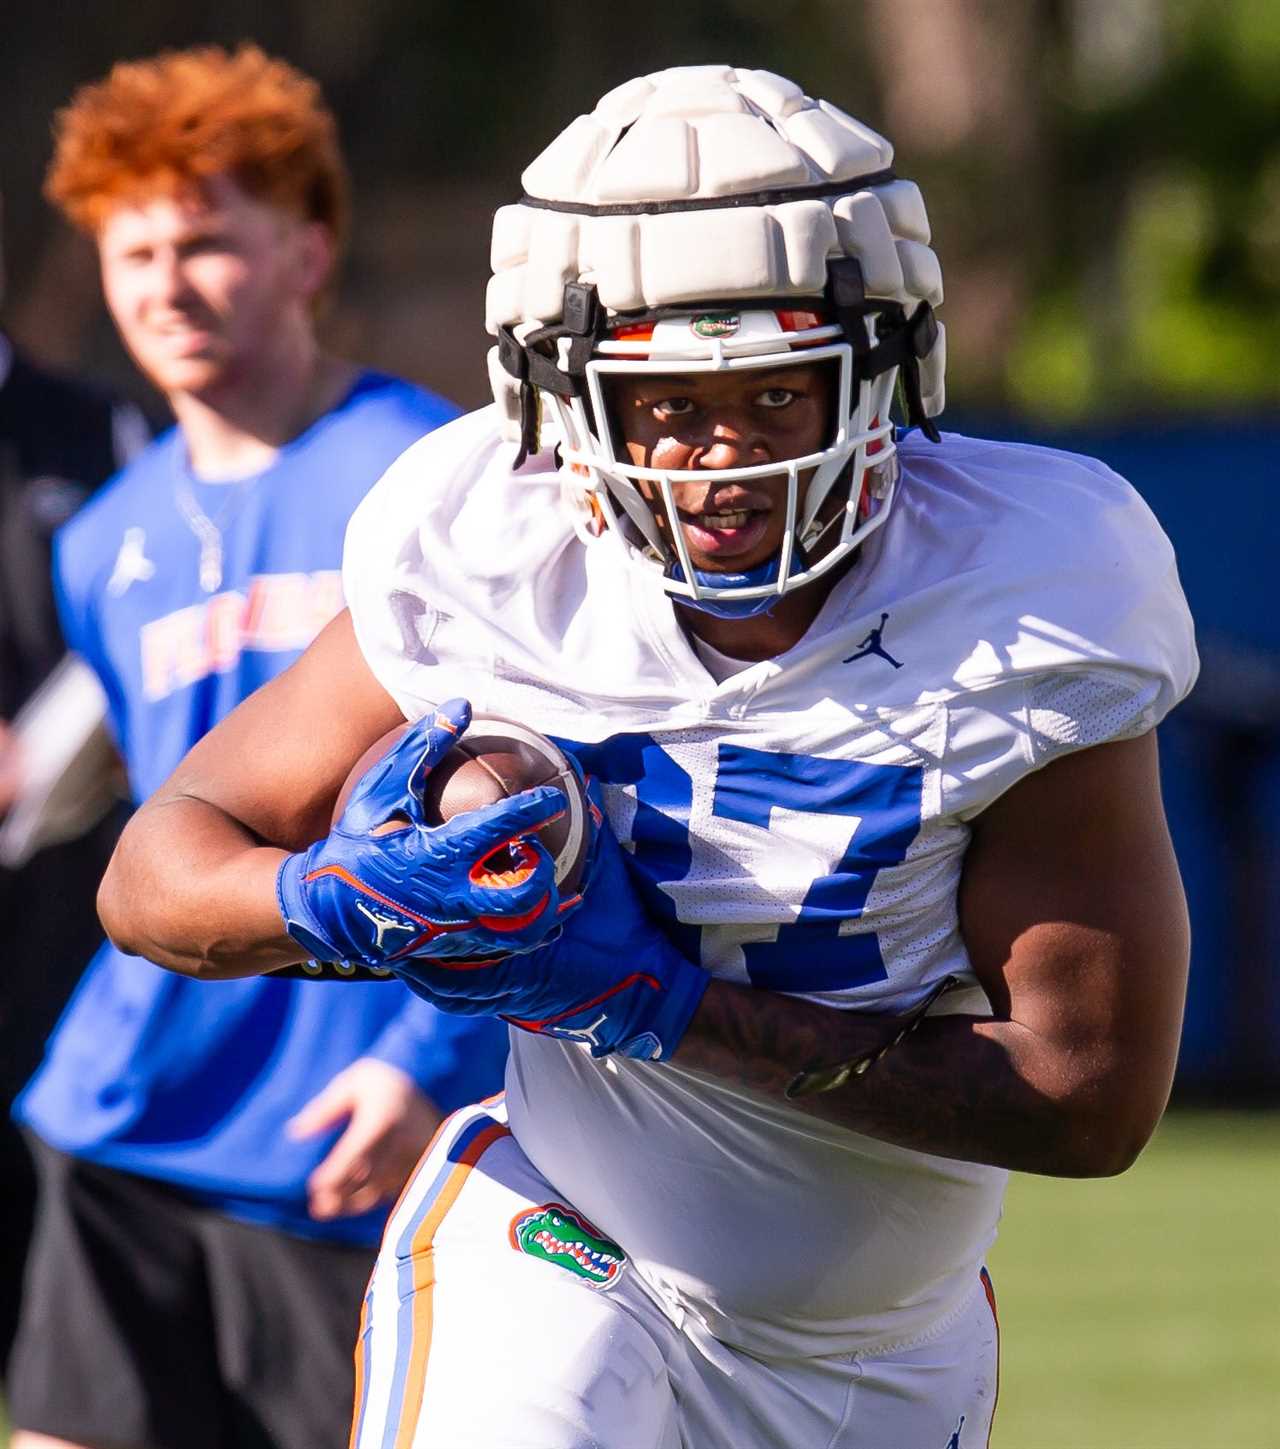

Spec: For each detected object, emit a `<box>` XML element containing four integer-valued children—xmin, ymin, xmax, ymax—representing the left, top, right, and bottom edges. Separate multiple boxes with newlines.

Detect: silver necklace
<box><xmin>174</xmin><ymin>464</ymin><xmax>260</xmax><ymax>594</ymax></box>
<box><xmin>169</xmin><ymin>363</ymin><xmax>341</xmax><ymax>591</ymax></box>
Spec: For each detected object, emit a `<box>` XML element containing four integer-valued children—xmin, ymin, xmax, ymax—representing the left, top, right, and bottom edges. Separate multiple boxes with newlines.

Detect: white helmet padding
<box><xmin>486</xmin><ymin>66</ymin><xmax>946</xmax><ymax>609</ymax></box>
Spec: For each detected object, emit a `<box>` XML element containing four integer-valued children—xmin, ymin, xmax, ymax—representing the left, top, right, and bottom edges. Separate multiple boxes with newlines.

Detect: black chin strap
<box><xmin>825</xmin><ymin>258</ymin><xmax>941</xmax><ymax>443</ymax></box>
<box><xmin>497</xmin><ymin>283</ymin><xmax>606</xmax><ymax>466</ymax></box>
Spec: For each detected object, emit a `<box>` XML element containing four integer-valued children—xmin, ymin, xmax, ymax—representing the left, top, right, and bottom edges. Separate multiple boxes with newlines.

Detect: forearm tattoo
<box><xmin>677</xmin><ymin>981</ymin><xmax>1084</xmax><ymax>1174</ymax></box>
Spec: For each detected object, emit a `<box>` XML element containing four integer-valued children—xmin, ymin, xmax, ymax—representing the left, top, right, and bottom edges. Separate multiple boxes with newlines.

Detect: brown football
<box><xmin>278</xmin><ymin>716</ymin><xmax>588</xmax><ymax>981</ymax></box>
<box><xmin>333</xmin><ymin>714</ymin><xmax>590</xmax><ymax>895</ymax></box>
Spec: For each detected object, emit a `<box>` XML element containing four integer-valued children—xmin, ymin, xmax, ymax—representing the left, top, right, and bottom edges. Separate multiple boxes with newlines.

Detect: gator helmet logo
<box><xmin>690</xmin><ymin>312</ymin><xmax>740</xmax><ymax>338</ymax></box>
<box><xmin>509</xmin><ymin>1203</ymin><xmax>626</xmax><ymax>1288</ymax></box>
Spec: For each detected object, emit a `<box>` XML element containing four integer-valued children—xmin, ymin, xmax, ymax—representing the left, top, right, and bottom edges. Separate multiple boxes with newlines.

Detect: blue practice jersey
<box><xmin>16</xmin><ymin>371</ymin><xmax>508</xmax><ymax>1245</ymax></box>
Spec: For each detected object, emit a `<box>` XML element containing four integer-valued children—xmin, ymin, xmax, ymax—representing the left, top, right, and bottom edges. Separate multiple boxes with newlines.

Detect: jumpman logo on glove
<box><xmin>276</xmin><ymin>699</ymin><xmax>575</xmax><ymax>970</ymax></box>
<box><xmin>354</xmin><ymin>901</ymin><xmax>417</xmax><ymax>952</ymax></box>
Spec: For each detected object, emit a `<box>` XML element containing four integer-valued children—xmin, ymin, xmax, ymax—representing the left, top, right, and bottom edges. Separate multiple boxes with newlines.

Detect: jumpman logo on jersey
<box><xmin>945</xmin><ymin>1414</ymin><xmax>966</xmax><ymax>1448</ymax></box>
<box><xmin>107</xmin><ymin>527</ymin><xmax>156</xmax><ymax>597</ymax></box>
<box><xmin>842</xmin><ymin>612</ymin><xmax>903</xmax><ymax>668</ymax></box>
<box><xmin>354</xmin><ymin>900</ymin><xmax>415</xmax><ymax>952</ymax></box>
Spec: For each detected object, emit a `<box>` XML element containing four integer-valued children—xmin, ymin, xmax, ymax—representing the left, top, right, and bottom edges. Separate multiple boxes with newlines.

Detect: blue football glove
<box><xmin>392</xmin><ymin>791</ymin><xmax>711</xmax><ymax>1061</ymax></box>
<box><xmin>276</xmin><ymin>699</ymin><xmax>572</xmax><ymax>969</ymax></box>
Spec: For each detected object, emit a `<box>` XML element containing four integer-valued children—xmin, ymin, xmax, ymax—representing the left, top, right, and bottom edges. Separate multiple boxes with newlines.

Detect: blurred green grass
<box><xmin>989</xmin><ymin>1110</ymin><xmax>1279</xmax><ymax>1449</ymax></box>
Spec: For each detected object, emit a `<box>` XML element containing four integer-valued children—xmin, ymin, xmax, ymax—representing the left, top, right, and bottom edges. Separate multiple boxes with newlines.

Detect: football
<box><xmin>335</xmin><ymin>714</ymin><xmax>590</xmax><ymax>895</ymax></box>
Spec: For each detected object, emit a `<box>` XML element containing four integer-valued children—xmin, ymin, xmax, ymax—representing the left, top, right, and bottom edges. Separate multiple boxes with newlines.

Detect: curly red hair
<box><xmin>45</xmin><ymin>44</ymin><xmax>348</xmax><ymax>248</ymax></box>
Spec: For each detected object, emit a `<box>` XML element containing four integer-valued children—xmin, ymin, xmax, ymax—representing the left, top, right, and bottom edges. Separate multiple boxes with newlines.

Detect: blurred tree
<box><xmin>1</xmin><ymin>0</ymin><xmax>1275</xmax><ymax>416</ymax></box>
<box><xmin>858</xmin><ymin>0</ymin><xmax>1059</xmax><ymax>407</ymax></box>
<box><xmin>1011</xmin><ymin>0</ymin><xmax>1280</xmax><ymax>417</ymax></box>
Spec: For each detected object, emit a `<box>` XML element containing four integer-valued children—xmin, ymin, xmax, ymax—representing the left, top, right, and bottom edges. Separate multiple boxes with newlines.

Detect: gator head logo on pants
<box><xmin>509</xmin><ymin>1203</ymin><xmax>626</xmax><ymax>1288</ymax></box>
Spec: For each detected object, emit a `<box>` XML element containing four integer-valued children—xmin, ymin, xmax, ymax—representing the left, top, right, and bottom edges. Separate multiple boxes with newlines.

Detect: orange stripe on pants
<box><xmin>348</xmin><ymin>1282</ymin><xmax>374</xmax><ymax>1449</ymax></box>
<box><xmin>391</xmin><ymin>1122</ymin><xmax>512</xmax><ymax>1449</ymax></box>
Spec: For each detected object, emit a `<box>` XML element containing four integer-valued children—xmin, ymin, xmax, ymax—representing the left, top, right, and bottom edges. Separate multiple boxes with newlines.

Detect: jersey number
<box><xmin>563</xmin><ymin>735</ymin><xmax>923</xmax><ymax>992</ymax></box>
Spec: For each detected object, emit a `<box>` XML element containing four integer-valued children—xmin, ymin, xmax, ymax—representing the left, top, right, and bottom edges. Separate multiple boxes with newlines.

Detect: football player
<box><xmin>98</xmin><ymin>67</ymin><xmax>1197</xmax><ymax>1447</ymax></box>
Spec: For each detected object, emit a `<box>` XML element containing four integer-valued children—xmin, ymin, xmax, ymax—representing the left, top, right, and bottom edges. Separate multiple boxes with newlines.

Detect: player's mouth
<box><xmin>677</xmin><ymin>505</ymin><xmax>773</xmax><ymax>558</ymax></box>
<box><xmin>159</xmin><ymin>328</ymin><xmax>216</xmax><ymax>356</ymax></box>
<box><xmin>147</xmin><ymin>316</ymin><xmax>219</xmax><ymax>356</ymax></box>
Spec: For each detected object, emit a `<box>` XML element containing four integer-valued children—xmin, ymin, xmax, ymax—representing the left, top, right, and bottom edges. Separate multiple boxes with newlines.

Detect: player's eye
<box><xmin>653</xmin><ymin>397</ymin><xmax>696</xmax><ymax>418</ymax></box>
<box><xmin>756</xmin><ymin>387</ymin><xmax>798</xmax><ymax>409</ymax></box>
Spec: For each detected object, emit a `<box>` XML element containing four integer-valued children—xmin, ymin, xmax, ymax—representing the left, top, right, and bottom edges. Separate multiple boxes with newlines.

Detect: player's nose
<box><xmin>694</xmin><ymin>421</ymin><xmax>770</xmax><ymax>469</ymax></box>
<box><xmin>150</xmin><ymin>248</ymin><xmax>200</xmax><ymax>307</ymax></box>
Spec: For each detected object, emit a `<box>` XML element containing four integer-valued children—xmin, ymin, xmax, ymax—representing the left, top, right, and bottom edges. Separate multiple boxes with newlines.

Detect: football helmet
<box><xmin>487</xmin><ymin>65</ymin><xmax>946</xmax><ymax>614</ymax></box>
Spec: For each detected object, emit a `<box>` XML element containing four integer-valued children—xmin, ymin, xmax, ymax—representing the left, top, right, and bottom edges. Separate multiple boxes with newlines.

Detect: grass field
<box><xmin>1</xmin><ymin>1110</ymin><xmax>1275</xmax><ymax>1448</ymax></box>
<box><xmin>989</xmin><ymin>1109</ymin><xmax>1279</xmax><ymax>1448</ymax></box>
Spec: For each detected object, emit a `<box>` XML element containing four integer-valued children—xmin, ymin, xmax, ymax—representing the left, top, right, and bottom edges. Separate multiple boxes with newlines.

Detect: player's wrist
<box><xmin>275</xmin><ymin>846</ymin><xmax>349</xmax><ymax>965</ymax></box>
<box><xmin>634</xmin><ymin>949</ymin><xmax>712</xmax><ymax>1061</ymax></box>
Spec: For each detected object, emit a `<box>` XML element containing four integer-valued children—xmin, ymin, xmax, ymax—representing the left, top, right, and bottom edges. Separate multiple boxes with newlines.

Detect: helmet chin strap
<box><xmin>658</xmin><ymin>456</ymin><xmax>860</xmax><ymax>620</ymax></box>
<box><xmin>665</xmin><ymin>549</ymin><xmax>808</xmax><ymax>621</ymax></box>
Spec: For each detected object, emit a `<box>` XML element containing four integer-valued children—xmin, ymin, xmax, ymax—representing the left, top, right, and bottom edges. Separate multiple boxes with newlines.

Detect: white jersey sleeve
<box><xmin>872</xmin><ymin>432</ymin><xmax>1198</xmax><ymax>820</ymax></box>
<box><xmin>342</xmin><ymin>406</ymin><xmax>558</xmax><ymax>721</ymax></box>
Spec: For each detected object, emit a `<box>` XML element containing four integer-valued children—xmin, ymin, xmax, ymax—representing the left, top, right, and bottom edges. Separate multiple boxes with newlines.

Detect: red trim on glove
<box><xmin>505</xmin><ymin>972</ymin><xmax>662</xmax><ymax>1032</ymax></box>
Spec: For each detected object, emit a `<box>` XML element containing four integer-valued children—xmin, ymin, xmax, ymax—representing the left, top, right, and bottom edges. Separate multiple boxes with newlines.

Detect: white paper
<box><xmin>0</xmin><ymin>654</ymin><xmax>120</xmax><ymax>868</ymax></box>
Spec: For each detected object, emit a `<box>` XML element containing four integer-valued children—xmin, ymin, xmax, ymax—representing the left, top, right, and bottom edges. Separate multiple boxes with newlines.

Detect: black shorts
<box><xmin>8</xmin><ymin>1133</ymin><xmax>378</xmax><ymax>1449</ymax></box>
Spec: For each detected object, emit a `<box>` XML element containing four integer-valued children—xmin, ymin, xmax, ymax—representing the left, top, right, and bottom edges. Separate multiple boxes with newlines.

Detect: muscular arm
<box><xmin>97</xmin><ymin>610</ymin><xmax>405</xmax><ymax>977</ymax></box>
<box><xmin>674</xmin><ymin>731</ymin><xmax>1190</xmax><ymax>1178</ymax></box>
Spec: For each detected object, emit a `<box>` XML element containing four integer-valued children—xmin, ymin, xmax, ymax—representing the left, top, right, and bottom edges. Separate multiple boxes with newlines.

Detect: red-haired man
<box><xmin>7</xmin><ymin>46</ymin><xmax>506</xmax><ymax>1449</ymax></box>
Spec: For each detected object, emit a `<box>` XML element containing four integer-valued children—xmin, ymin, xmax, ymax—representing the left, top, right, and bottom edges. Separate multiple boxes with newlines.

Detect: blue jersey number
<box><xmin>563</xmin><ymin>735</ymin><xmax>923</xmax><ymax>992</ymax></box>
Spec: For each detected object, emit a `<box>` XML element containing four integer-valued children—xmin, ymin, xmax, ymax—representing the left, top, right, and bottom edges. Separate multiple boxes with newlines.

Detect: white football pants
<box><xmin>351</xmin><ymin>1100</ymin><xmax>999</xmax><ymax>1449</ymax></box>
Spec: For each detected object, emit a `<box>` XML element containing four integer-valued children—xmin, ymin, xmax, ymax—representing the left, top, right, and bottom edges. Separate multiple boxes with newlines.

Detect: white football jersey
<box><xmin>344</xmin><ymin>407</ymin><xmax>1197</xmax><ymax>1358</ymax></box>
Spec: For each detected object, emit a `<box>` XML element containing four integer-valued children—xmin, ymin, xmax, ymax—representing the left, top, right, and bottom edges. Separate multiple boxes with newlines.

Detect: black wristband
<box><xmin>270</xmin><ymin>959</ymin><xmax>397</xmax><ymax>982</ymax></box>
